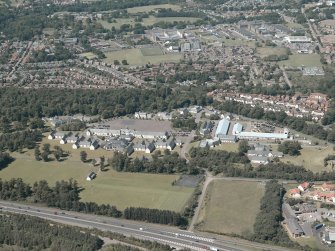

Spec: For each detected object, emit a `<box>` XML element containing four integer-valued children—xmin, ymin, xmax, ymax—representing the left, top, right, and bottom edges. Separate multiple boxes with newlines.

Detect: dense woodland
<box><xmin>0</xmin><ymin>213</ymin><xmax>103</xmax><ymax>251</ymax></box>
<box><xmin>0</xmin><ymin>88</ymin><xmax>212</xmax><ymax>131</ymax></box>
<box><xmin>109</xmin><ymin>152</ymin><xmax>199</xmax><ymax>174</ymax></box>
<box><xmin>0</xmin><ymin>178</ymin><xmax>186</xmax><ymax>226</ymax></box>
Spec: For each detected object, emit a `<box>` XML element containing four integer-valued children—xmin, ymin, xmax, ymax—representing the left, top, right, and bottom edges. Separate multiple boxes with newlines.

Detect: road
<box><xmin>0</xmin><ymin>200</ymin><xmax>291</xmax><ymax>251</ymax></box>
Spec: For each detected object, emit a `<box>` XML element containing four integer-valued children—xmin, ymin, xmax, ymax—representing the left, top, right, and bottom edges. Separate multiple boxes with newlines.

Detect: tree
<box><xmin>114</xmin><ymin>60</ymin><xmax>120</xmax><ymax>65</ymax></box>
<box><xmin>100</xmin><ymin>156</ymin><xmax>105</xmax><ymax>171</ymax></box>
<box><xmin>34</xmin><ymin>146</ymin><xmax>41</xmax><ymax>161</ymax></box>
<box><xmin>121</xmin><ymin>59</ymin><xmax>128</xmax><ymax>65</ymax></box>
<box><xmin>42</xmin><ymin>143</ymin><xmax>50</xmax><ymax>154</ymax></box>
<box><xmin>80</xmin><ymin>151</ymin><xmax>87</xmax><ymax>162</ymax></box>
<box><xmin>41</xmin><ymin>151</ymin><xmax>49</xmax><ymax>162</ymax></box>
<box><xmin>54</xmin><ymin>146</ymin><xmax>63</xmax><ymax>161</ymax></box>
<box><xmin>238</xmin><ymin>139</ymin><xmax>249</xmax><ymax>153</ymax></box>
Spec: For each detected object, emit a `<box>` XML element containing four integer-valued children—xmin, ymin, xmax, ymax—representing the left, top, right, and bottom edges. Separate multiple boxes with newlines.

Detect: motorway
<box><xmin>0</xmin><ymin>200</ymin><xmax>292</xmax><ymax>251</ymax></box>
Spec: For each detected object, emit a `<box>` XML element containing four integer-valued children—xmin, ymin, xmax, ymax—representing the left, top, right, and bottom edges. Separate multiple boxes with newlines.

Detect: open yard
<box><xmin>280</xmin><ymin>146</ymin><xmax>335</xmax><ymax>173</ymax></box>
<box><xmin>103</xmin><ymin>48</ymin><xmax>182</xmax><ymax>66</ymax></box>
<box><xmin>279</xmin><ymin>54</ymin><xmax>322</xmax><ymax>67</ymax></box>
<box><xmin>196</xmin><ymin>180</ymin><xmax>265</xmax><ymax>235</ymax></box>
<box><xmin>213</xmin><ymin>143</ymin><xmax>239</xmax><ymax>152</ymax></box>
<box><xmin>257</xmin><ymin>46</ymin><xmax>288</xmax><ymax>58</ymax></box>
<box><xmin>0</xmin><ymin>152</ymin><xmax>194</xmax><ymax>212</ymax></box>
<box><xmin>127</xmin><ymin>4</ymin><xmax>181</xmax><ymax>14</ymax></box>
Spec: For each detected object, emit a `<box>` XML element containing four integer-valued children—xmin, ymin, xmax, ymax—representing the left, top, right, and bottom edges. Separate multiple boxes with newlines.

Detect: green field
<box><xmin>140</xmin><ymin>46</ymin><xmax>163</xmax><ymax>56</ymax></box>
<box><xmin>257</xmin><ymin>46</ymin><xmax>288</xmax><ymax>58</ymax></box>
<box><xmin>0</xmin><ymin>136</ymin><xmax>194</xmax><ymax>212</ymax></box>
<box><xmin>279</xmin><ymin>54</ymin><xmax>322</xmax><ymax>67</ymax></box>
<box><xmin>103</xmin><ymin>48</ymin><xmax>182</xmax><ymax>66</ymax></box>
<box><xmin>196</xmin><ymin>180</ymin><xmax>265</xmax><ymax>235</ymax></box>
<box><xmin>281</xmin><ymin>146</ymin><xmax>335</xmax><ymax>173</ymax></box>
<box><xmin>213</xmin><ymin>143</ymin><xmax>239</xmax><ymax>152</ymax></box>
<box><xmin>80</xmin><ymin>52</ymin><xmax>98</xmax><ymax>60</ymax></box>
<box><xmin>127</xmin><ymin>4</ymin><xmax>181</xmax><ymax>14</ymax></box>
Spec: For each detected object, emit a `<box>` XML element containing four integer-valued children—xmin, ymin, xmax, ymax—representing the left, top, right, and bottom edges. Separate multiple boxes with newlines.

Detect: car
<box><xmin>139</xmin><ymin>228</ymin><xmax>143</xmax><ymax>231</ymax></box>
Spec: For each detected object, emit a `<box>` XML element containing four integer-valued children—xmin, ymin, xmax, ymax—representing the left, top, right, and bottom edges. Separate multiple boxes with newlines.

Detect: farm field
<box><xmin>279</xmin><ymin>54</ymin><xmax>322</xmax><ymax>67</ymax></box>
<box><xmin>126</xmin><ymin>4</ymin><xmax>181</xmax><ymax>14</ymax></box>
<box><xmin>257</xmin><ymin>46</ymin><xmax>288</xmax><ymax>58</ymax></box>
<box><xmin>280</xmin><ymin>146</ymin><xmax>335</xmax><ymax>173</ymax></box>
<box><xmin>103</xmin><ymin>48</ymin><xmax>182</xmax><ymax>65</ymax></box>
<box><xmin>196</xmin><ymin>180</ymin><xmax>265</xmax><ymax>235</ymax></box>
<box><xmin>0</xmin><ymin>151</ymin><xmax>194</xmax><ymax>212</ymax></box>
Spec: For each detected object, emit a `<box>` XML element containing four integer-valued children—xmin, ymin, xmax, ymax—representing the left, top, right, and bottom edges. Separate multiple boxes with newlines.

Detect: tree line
<box><xmin>0</xmin><ymin>178</ymin><xmax>186</xmax><ymax>226</ymax></box>
<box><xmin>124</xmin><ymin>207</ymin><xmax>187</xmax><ymax>226</ymax></box>
<box><xmin>0</xmin><ymin>213</ymin><xmax>103</xmax><ymax>251</ymax></box>
<box><xmin>251</xmin><ymin>180</ymin><xmax>297</xmax><ymax>247</ymax></box>
<box><xmin>109</xmin><ymin>151</ymin><xmax>200</xmax><ymax>174</ymax></box>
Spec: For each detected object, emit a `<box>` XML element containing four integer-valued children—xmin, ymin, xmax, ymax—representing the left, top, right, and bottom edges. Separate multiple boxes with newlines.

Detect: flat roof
<box><xmin>239</xmin><ymin>131</ymin><xmax>288</xmax><ymax>139</ymax></box>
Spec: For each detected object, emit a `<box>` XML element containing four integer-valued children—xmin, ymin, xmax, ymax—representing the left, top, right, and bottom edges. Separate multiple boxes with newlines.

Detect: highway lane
<box><xmin>0</xmin><ymin>201</ymin><xmax>290</xmax><ymax>251</ymax></box>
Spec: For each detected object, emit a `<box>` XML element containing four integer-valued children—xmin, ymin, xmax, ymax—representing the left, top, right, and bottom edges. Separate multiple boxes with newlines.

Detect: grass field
<box><xmin>280</xmin><ymin>146</ymin><xmax>335</xmax><ymax>173</ymax></box>
<box><xmin>196</xmin><ymin>180</ymin><xmax>265</xmax><ymax>235</ymax></box>
<box><xmin>279</xmin><ymin>54</ymin><xmax>322</xmax><ymax>67</ymax></box>
<box><xmin>127</xmin><ymin>4</ymin><xmax>181</xmax><ymax>14</ymax></box>
<box><xmin>257</xmin><ymin>46</ymin><xmax>288</xmax><ymax>58</ymax></box>
<box><xmin>80</xmin><ymin>52</ymin><xmax>98</xmax><ymax>60</ymax></box>
<box><xmin>140</xmin><ymin>46</ymin><xmax>163</xmax><ymax>56</ymax></box>
<box><xmin>213</xmin><ymin>143</ymin><xmax>239</xmax><ymax>152</ymax></box>
<box><xmin>103</xmin><ymin>48</ymin><xmax>182</xmax><ymax>65</ymax></box>
<box><xmin>0</xmin><ymin>136</ymin><xmax>194</xmax><ymax>212</ymax></box>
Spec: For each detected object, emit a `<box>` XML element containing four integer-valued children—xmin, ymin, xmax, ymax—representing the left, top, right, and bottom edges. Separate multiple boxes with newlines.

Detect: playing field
<box><xmin>280</xmin><ymin>146</ymin><xmax>335</xmax><ymax>173</ymax></box>
<box><xmin>196</xmin><ymin>180</ymin><xmax>265</xmax><ymax>235</ymax></box>
<box><xmin>0</xmin><ymin>153</ymin><xmax>194</xmax><ymax>211</ymax></box>
<box><xmin>103</xmin><ymin>48</ymin><xmax>182</xmax><ymax>65</ymax></box>
<box><xmin>127</xmin><ymin>4</ymin><xmax>181</xmax><ymax>14</ymax></box>
<box><xmin>278</xmin><ymin>54</ymin><xmax>322</xmax><ymax>67</ymax></box>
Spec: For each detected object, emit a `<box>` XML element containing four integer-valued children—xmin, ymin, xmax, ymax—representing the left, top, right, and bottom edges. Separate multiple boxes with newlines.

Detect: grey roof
<box><xmin>232</xmin><ymin>123</ymin><xmax>243</xmax><ymax>135</ymax></box>
<box><xmin>215</xmin><ymin>119</ymin><xmax>230</xmax><ymax>137</ymax></box>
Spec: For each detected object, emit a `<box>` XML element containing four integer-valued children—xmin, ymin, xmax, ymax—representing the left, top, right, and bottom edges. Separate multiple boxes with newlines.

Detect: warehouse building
<box><xmin>237</xmin><ymin>132</ymin><xmax>289</xmax><ymax>140</ymax></box>
<box><xmin>215</xmin><ymin>119</ymin><xmax>230</xmax><ymax>138</ymax></box>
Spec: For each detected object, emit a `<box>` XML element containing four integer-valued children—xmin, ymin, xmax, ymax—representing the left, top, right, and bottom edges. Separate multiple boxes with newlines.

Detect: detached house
<box><xmin>298</xmin><ymin>182</ymin><xmax>310</xmax><ymax>192</ymax></box>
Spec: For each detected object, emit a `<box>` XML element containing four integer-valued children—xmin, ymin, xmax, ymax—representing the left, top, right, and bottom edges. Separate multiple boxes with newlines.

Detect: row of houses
<box><xmin>289</xmin><ymin>182</ymin><xmax>335</xmax><ymax>204</ymax></box>
<box><xmin>87</xmin><ymin>128</ymin><xmax>169</xmax><ymax>140</ymax></box>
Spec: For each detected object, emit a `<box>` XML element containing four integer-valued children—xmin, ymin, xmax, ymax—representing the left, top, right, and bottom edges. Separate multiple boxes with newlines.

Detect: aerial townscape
<box><xmin>1</xmin><ymin>0</ymin><xmax>335</xmax><ymax>251</ymax></box>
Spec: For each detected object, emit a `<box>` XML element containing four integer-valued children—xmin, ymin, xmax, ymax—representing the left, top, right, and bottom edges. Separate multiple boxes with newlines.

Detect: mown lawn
<box><xmin>196</xmin><ymin>180</ymin><xmax>265</xmax><ymax>235</ymax></box>
<box><xmin>280</xmin><ymin>146</ymin><xmax>335</xmax><ymax>173</ymax></box>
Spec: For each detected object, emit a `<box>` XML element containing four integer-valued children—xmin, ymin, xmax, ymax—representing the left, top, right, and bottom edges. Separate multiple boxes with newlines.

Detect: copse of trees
<box><xmin>0</xmin><ymin>130</ymin><xmax>43</xmax><ymax>152</ymax></box>
<box><xmin>278</xmin><ymin>141</ymin><xmax>302</xmax><ymax>156</ymax></box>
<box><xmin>0</xmin><ymin>152</ymin><xmax>14</xmax><ymax>170</ymax></box>
<box><xmin>60</xmin><ymin>120</ymin><xmax>86</xmax><ymax>131</ymax></box>
<box><xmin>0</xmin><ymin>213</ymin><xmax>103</xmax><ymax>251</ymax></box>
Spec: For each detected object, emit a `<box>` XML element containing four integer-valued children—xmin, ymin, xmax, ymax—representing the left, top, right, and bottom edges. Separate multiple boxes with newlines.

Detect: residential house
<box><xmin>289</xmin><ymin>188</ymin><xmax>301</xmax><ymax>199</ymax></box>
<box><xmin>134</xmin><ymin>112</ymin><xmax>152</xmax><ymax>119</ymax></box>
<box><xmin>298</xmin><ymin>182</ymin><xmax>310</xmax><ymax>192</ymax></box>
<box><xmin>134</xmin><ymin>131</ymin><xmax>168</xmax><ymax>140</ymax></box>
<box><xmin>321</xmin><ymin>182</ymin><xmax>335</xmax><ymax>191</ymax></box>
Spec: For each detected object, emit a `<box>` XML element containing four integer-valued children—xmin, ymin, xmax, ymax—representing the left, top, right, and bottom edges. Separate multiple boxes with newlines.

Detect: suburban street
<box><xmin>0</xmin><ymin>200</ymin><xmax>291</xmax><ymax>251</ymax></box>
